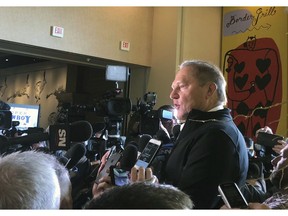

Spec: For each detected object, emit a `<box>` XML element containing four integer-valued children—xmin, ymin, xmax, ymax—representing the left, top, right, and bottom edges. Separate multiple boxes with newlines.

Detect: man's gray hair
<box><xmin>0</xmin><ymin>151</ymin><xmax>61</xmax><ymax>209</ymax></box>
<box><xmin>180</xmin><ymin>60</ymin><xmax>227</xmax><ymax>105</ymax></box>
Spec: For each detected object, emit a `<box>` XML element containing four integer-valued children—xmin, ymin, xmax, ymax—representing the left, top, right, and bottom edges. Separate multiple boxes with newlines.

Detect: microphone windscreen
<box><xmin>70</xmin><ymin>120</ymin><xmax>93</xmax><ymax>142</ymax></box>
<box><xmin>119</xmin><ymin>144</ymin><xmax>138</xmax><ymax>170</ymax></box>
<box><xmin>155</xmin><ymin>129</ymin><xmax>171</xmax><ymax>144</ymax></box>
<box><xmin>138</xmin><ymin>134</ymin><xmax>152</xmax><ymax>153</ymax></box>
<box><xmin>172</xmin><ymin>124</ymin><xmax>181</xmax><ymax>139</ymax></box>
<box><xmin>64</xmin><ymin>143</ymin><xmax>87</xmax><ymax>169</ymax></box>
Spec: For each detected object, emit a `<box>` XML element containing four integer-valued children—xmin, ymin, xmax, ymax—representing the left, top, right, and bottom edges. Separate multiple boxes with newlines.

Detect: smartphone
<box><xmin>218</xmin><ymin>182</ymin><xmax>248</xmax><ymax>209</ymax></box>
<box><xmin>95</xmin><ymin>152</ymin><xmax>122</xmax><ymax>184</ymax></box>
<box><xmin>134</xmin><ymin>138</ymin><xmax>162</xmax><ymax>169</ymax></box>
<box><xmin>256</xmin><ymin>132</ymin><xmax>284</xmax><ymax>147</ymax></box>
<box><xmin>110</xmin><ymin>166</ymin><xmax>130</xmax><ymax>186</ymax></box>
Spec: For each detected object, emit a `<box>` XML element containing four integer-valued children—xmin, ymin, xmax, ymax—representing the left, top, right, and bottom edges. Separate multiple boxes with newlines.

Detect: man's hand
<box><xmin>130</xmin><ymin>166</ymin><xmax>158</xmax><ymax>184</ymax></box>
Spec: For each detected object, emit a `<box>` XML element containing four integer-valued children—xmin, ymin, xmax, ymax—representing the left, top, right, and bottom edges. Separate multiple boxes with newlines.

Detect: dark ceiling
<box><xmin>0</xmin><ymin>52</ymin><xmax>48</xmax><ymax>69</ymax></box>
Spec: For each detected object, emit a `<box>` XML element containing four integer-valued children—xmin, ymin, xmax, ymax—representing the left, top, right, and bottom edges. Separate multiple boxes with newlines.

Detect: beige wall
<box><xmin>0</xmin><ymin>7</ymin><xmax>154</xmax><ymax>66</ymax></box>
<box><xmin>148</xmin><ymin>7</ymin><xmax>222</xmax><ymax>108</ymax></box>
<box><xmin>0</xmin><ymin>7</ymin><xmax>223</xmax><ymax>127</ymax></box>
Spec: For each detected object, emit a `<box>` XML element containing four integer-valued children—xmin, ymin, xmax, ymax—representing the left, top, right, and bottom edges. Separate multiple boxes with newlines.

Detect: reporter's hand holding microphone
<box><xmin>92</xmin><ymin>137</ymin><xmax>161</xmax><ymax>198</ymax></box>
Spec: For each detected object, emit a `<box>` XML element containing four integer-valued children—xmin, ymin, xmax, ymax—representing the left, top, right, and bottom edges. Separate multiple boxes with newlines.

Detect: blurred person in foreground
<box><xmin>0</xmin><ymin>151</ymin><xmax>62</xmax><ymax>209</ymax></box>
<box><xmin>86</xmin><ymin>182</ymin><xmax>193</xmax><ymax>209</ymax></box>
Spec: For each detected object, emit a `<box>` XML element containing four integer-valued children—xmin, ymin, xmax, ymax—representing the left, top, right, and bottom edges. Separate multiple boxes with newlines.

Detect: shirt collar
<box><xmin>208</xmin><ymin>105</ymin><xmax>224</xmax><ymax>112</ymax></box>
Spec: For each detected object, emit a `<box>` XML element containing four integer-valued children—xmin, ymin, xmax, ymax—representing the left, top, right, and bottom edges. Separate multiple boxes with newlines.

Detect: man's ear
<box><xmin>207</xmin><ymin>82</ymin><xmax>217</xmax><ymax>97</ymax></box>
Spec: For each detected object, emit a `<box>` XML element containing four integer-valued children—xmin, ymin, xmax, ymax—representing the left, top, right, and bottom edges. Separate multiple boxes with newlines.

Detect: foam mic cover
<box><xmin>49</xmin><ymin>120</ymin><xmax>93</xmax><ymax>151</ymax></box>
<box><xmin>119</xmin><ymin>144</ymin><xmax>138</xmax><ymax>170</ymax></box>
<box><xmin>138</xmin><ymin>134</ymin><xmax>152</xmax><ymax>153</ymax></box>
<box><xmin>70</xmin><ymin>120</ymin><xmax>93</xmax><ymax>142</ymax></box>
<box><xmin>64</xmin><ymin>143</ymin><xmax>87</xmax><ymax>170</ymax></box>
<box><xmin>155</xmin><ymin>129</ymin><xmax>171</xmax><ymax>144</ymax></box>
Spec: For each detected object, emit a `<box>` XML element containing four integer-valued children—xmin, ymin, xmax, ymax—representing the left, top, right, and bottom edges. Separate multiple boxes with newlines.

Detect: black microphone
<box><xmin>64</xmin><ymin>143</ymin><xmax>87</xmax><ymax>170</ymax></box>
<box><xmin>138</xmin><ymin>134</ymin><xmax>152</xmax><ymax>153</ymax></box>
<box><xmin>119</xmin><ymin>144</ymin><xmax>138</xmax><ymax>170</ymax></box>
<box><xmin>69</xmin><ymin>120</ymin><xmax>93</xmax><ymax>143</ymax></box>
<box><xmin>1</xmin><ymin>120</ymin><xmax>93</xmax><ymax>151</ymax></box>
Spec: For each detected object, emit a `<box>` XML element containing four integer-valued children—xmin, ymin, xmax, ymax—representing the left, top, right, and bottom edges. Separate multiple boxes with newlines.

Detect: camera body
<box><xmin>128</xmin><ymin>92</ymin><xmax>174</xmax><ymax>136</ymax></box>
<box><xmin>256</xmin><ymin>132</ymin><xmax>284</xmax><ymax>147</ymax></box>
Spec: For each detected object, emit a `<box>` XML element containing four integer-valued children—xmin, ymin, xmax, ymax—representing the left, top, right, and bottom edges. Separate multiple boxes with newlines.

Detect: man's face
<box><xmin>170</xmin><ymin>67</ymin><xmax>207</xmax><ymax>121</ymax></box>
<box><xmin>270</xmin><ymin>145</ymin><xmax>288</xmax><ymax>189</ymax></box>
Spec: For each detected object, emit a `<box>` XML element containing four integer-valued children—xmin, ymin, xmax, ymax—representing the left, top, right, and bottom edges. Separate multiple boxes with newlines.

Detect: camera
<box><xmin>66</xmin><ymin>97</ymin><xmax>131</xmax><ymax>118</ymax></box>
<box><xmin>256</xmin><ymin>132</ymin><xmax>284</xmax><ymax>147</ymax></box>
<box><xmin>128</xmin><ymin>92</ymin><xmax>174</xmax><ymax>136</ymax></box>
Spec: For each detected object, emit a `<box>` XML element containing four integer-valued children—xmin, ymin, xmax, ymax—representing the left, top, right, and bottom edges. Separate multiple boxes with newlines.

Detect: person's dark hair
<box><xmin>84</xmin><ymin>182</ymin><xmax>193</xmax><ymax>209</ymax></box>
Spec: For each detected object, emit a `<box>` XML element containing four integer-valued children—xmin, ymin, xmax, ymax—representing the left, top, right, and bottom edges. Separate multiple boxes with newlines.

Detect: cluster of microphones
<box><xmin>0</xmin><ymin>98</ymin><xmax>181</xmax><ymax>209</ymax></box>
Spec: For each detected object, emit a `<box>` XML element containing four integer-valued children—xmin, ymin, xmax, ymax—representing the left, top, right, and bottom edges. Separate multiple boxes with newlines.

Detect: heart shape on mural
<box><xmin>256</xmin><ymin>58</ymin><xmax>271</xmax><ymax>73</ymax></box>
<box><xmin>255</xmin><ymin>74</ymin><xmax>271</xmax><ymax>90</ymax></box>
<box><xmin>235</xmin><ymin>74</ymin><xmax>248</xmax><ymax>90</ymax></box>
<box><xmin>234</xmin><ymin>62</ymin><xmax>245</xmax><ymax>73</ymax></box>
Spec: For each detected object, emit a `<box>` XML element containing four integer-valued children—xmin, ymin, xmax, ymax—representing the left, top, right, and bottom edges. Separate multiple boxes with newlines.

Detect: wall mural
<box><xmin>34</xmin><ymin>70</ymin><xmax>47</xmax><ymax>103</ymax></box>
<box><xmin>0</xmin><ymin>77</ymin><xmax>7</xmax><ymax>97</ymax></box>
<box><xmin>0</xmin><ymin>65</ymin><xmax>67</xmax><ymax>129</ymax></box>
<box><xmin>222</xmin><ymin>7</ymin><xmax>287</xmax><ymax>140</ymax></box>
<box><xmin>7</xmin><ymin>74</ymin><xmax>30</xmax><ymax>101</ymax></box>
<box><xmin>223</xmin><ymin>36</ymin><xmax>282</xmax><ymax>139</ymax></box>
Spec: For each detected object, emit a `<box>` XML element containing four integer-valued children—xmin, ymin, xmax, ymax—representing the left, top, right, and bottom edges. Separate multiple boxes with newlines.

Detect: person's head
<box><xmin>270</xmin><ymin>144</ymin><xmax>288</xmax><ymax>189</ymax></box>
<box><xmin>0</xmin><ymin>150</ymin><xmax>61</xmax><ymax>209</ymax></box>
<box><xmin>84</xmin><ymin>182</ymin><xmax>194</xmax><ymax>209</ymax></box>
<box><xmin>170</xmin><ymin>60</ymin><xmax>227</xmax><ymax>121</ymax></box>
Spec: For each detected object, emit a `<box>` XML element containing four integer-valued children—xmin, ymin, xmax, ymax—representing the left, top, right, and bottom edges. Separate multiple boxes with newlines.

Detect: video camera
<box><xmin>245</xmin><ymin>135</ymin><xmax>278</xmax><ymax>180</ymax></box>
<box><xmin>128</xmin><ymin>92</ymin><xmax>174</xmax><ymax>136</ymax></box>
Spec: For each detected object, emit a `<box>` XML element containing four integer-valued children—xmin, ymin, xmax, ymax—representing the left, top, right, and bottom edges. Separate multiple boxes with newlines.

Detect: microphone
<box><xmin>138</xmin><ymin>134</ymin><xmax>152</xmax><ymax>153</ymax></box>
<box><xmin>64</xmin><ymin>143</ymin><xmax>87</xmax><ymax>170</ymax></box>
<box><xmin>0</xmin><ymin>120</ymin><xmax>93</xmax><ymax>152</ymax></box>
<box><xmin>69</xmin><ymin>120</ymin><xmax>93</xmax><ymax>143</ymax></box>
<box><xmin>119</xmin><ymin>144</ymin><xmax>138</xmax><ymax>170</ymax></box>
